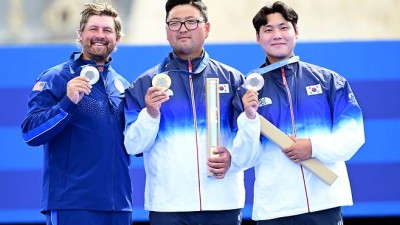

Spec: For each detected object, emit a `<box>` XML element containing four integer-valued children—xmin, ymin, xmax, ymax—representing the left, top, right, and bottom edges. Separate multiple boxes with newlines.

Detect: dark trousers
<box><xmin>257</xmin><ymin>207</ymin><xmax>343</xmax><ymax>225</ymax></box>
<box><xmin>150</xmin><ymin>209</ymin><xmax>242</xmax><ymax>225</ymax></box>
<box><xmin>45</xmin><ymin>210</ymin><xmax>132</xmax><ymax>225</ymax></box>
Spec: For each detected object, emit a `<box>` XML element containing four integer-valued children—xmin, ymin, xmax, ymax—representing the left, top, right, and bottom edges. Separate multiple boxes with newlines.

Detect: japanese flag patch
<box><xmin>306</xmin><ymin>84</ymin><xmax>322</xmax><ymax>96</ymax></box>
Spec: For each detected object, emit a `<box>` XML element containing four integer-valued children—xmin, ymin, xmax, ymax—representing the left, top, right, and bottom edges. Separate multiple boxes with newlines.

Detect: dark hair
<box><xmin>252</xmin><ymin>1</ymin><xmax>298</xmax><ymax>35</ymax></box>
<box><xmin>165</xmin><ymin>0</ymin><xmax>208</xmax><ymax>22</ymax></box>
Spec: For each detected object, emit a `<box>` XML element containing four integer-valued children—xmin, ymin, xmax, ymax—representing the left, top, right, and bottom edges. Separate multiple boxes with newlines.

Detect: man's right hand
<box><xmin>145</xmin><ymin>86</ymin><xmax>170</xmax><ymax>118</ymax></box>
<box><xmin>242</xmin><ymin>89</ymin><xmax>259</xmax><ymax>119</ymax></box>
<box><xmin>67</xmin><ymin>76</ymin><xmax>92</xmax><ymax>104</ymax></box>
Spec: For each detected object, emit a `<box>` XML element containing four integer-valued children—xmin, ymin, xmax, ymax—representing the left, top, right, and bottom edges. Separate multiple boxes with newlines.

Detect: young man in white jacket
<box><xmin>232</xmin><ymin>1</ymin><xmax>365</xmax><ymax>225</ymax></box>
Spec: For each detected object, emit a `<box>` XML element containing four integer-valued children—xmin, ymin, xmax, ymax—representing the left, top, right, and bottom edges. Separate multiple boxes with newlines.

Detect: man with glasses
<box><xmin>124</xmin><ymin>0</ymin><xmax>245</xmax><ymax>224</ymax></box>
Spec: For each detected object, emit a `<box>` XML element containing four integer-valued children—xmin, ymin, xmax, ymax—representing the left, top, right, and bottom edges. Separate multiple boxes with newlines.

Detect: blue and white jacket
<box><xmin>232</xmin><ymin>59</ymin><xmax>365</xmax><ymax>220</ymax></box>
<box><xmin>21</xmin><ymin>52</ymin><xmax>132</xmax><ymax>213</ymax></box>
<box><xmin>124</xmin><ymin>51</ymin><xmax>245</xmax><ymax>212</ymax></box>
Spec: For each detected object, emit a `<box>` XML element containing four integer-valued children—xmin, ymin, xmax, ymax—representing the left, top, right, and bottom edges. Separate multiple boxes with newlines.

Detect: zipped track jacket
<box><xmin>124</xmin><ymin>51</ymin><xmax>245</xmax><ymax>212</ymax></box>
<box><xmin>232</xmin><ymin>60</ymin><xmax>365</xmax><ymax>220</ymax></box>
<box><xmin>21</xmin><ymin>52</ymin><xmax>132</xmax><ymax>213</ymax></box>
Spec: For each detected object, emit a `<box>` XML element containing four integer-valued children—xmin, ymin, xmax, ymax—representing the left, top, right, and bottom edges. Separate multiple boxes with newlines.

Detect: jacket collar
<box><xmin>69</xmin><ymin>52</ymin><xmax>112</xmax><ymax>73</ymax></box>
<box><xmin>158</xmin><ymin>50</ymin><xmax>210</xmax><ymax>75</ymax></box>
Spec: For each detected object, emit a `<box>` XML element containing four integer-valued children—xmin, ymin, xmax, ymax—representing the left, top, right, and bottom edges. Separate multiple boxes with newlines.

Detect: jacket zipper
<box><xmin>102</xmin><ymin>68</ymin><xmax>115</xmax><ymax>210</ymax></box>
<box><xmin>187</xmin><ymin>59</ymin><xmax>203</xmax><ymax>210</ymax></box>
<box><xmin>281</xmin><ymin>67</ymin><xmax>310</xmax><ymax>212</ymax></box>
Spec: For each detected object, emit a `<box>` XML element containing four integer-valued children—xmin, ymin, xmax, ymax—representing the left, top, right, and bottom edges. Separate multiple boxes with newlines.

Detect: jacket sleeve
<box><xmin>21</xmin><ymin>71</ymin><xmax>77</xmax><ymax>146</ymax></box>
<box><xmin>311</xmin><ymin>75</ymin><xmax>365</xmax><ymax>163</ymax></box>
<box><xmin>230</xmin><ymin>111</ymin><xmax>263</xmax><ymax>171</ymax></box>
<box><xmin>124</xmin><ymin>75</ymin><xmax>159</xmax><ymax>155</ymax></box>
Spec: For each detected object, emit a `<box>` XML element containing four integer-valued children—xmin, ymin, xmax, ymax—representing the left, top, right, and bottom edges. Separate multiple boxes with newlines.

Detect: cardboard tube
<box><xmin>259</xmin><ymin>116</ymin><xmax>338</xmax><ymax>185</ymax></box>
<box><xmin>206</xmin><ymin>78</ymin><xmax>221</xmax><ymax>177</ymax></box>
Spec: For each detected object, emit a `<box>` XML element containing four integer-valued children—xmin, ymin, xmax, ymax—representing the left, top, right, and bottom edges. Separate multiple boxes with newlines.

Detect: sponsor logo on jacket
<box><xmin>259</xmin><ymin>97</ymin><xmax>272</xmax><ymax>107</ymax></box>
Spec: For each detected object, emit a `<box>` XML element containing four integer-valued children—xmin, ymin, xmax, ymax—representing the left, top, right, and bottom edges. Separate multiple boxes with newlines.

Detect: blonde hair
<box><xmin>76</xmin><ymin>2</ymin><xmax>123</xmax><ymax>44</ymax></box>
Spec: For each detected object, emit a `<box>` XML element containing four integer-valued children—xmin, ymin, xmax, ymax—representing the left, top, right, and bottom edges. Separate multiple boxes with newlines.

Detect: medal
<box><xmin>80</xmin><ymin>66</ymin><xmax>100</xmax><ymax>85</ymax></box>
<box><xmin>152</xmin><ymin>73</ymin><xmax>171</xmax><ymax>91</ymax></box>
<box><xmin>244</xmin><ymin>73</ymin><xmax>264</xmax><ymax>91</ymax></box>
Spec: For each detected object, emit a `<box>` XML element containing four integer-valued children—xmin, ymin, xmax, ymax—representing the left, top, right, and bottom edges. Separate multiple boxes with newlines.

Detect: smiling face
<box><xmin>256</xmin><ymin>12</ymin><xmax>298</xmax><ymax>64</ymax></box>
<box><xmin>165</xmin><ymin>4</ymin><xmax>210</xmax><ymax>60</ymax></box>
<box><xmin>78</xmin><ymin>15</ymin><xmax>120</xmax><ymax>64</ymax></box>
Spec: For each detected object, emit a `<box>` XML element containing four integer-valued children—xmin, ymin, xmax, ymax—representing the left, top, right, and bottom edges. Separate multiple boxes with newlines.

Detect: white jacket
<box><xmin>231</xmin><ymin>61</ymin><xmax>365</xmax><ymax>220</ymax></box>
<box><xmin>124</xmin><ymin>52</ymin><xmax>245</xmax><ymax>212</ymax></box>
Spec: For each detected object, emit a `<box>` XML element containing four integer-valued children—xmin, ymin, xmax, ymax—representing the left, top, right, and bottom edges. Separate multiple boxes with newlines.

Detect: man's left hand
<box><xmin>207</xmin><ymin>146</ymin><xmax>231</xmax><ymax>179</ymax></box>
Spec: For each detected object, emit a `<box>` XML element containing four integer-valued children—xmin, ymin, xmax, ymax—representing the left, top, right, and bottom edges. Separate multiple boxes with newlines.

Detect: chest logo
<box><xmin>306</xmin><ymin>84</ymin><xmax>322</xmax><ymax>96</ymax></box>
<box><xmin>114</xmin><ymin>79</ymin><xmax>125</xmax><ymax>94</ymax></box>
<box><xmin>259</xmin><ymin>97</ymin><xmax>272</xmax><ymax>107</ymax></box>
<box><xmin>218</xmin><ymin>84</ymin><xmax>230</xmax><ymax>93</ymax></box>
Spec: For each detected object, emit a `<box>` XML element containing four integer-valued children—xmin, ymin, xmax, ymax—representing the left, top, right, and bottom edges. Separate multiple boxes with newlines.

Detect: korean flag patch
<box><xmin>306</xmin><ymin>84</ymin><xmax>322</xmax><ymax>96</ymax></box>
<box><xmin>218</xmin><ymin>84</ymin><xmax>230</xmax><ymax>93</ymax></box>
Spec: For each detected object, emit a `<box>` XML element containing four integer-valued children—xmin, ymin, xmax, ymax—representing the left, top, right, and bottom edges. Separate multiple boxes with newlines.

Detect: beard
<box><xmin>83</xmin><ymin>37</ymin><xmax>115</xmax><ymax>62</ymax></box>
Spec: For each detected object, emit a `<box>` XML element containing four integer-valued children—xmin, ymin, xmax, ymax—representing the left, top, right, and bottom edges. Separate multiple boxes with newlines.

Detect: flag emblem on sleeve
<box><xmin>306</xmin><ymin>84</ymin><xmax>322</xmax><ymax>96</ymax></box>
<box><xmin>32</xmin><ymin>81</ymin><xmax>46</xmax><ymax>91</ymax></box>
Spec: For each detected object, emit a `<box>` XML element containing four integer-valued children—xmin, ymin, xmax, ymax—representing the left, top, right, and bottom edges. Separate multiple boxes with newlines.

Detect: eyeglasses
<box><xmin>166</xmin><ymin>19</ymin><xmax>206</xmax><ymax>31</ymax></box>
